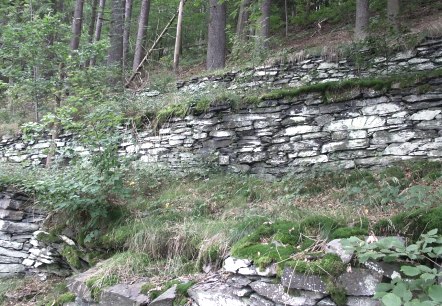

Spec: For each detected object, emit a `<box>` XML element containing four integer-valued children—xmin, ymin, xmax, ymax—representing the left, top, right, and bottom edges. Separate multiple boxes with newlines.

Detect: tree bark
<box><xmin>123</xmin><ymin>0</ymin><xmax>133</xmax><ymax>70</ymax></box>
<box><xmin>133</xmin><ymin>0</ymin><xmax>151</xmax><ymax>72</ymax></box>
<box><xmin>207</xmin><ymin>0</ymin><xmax>226</xmax><ymax>70</ymax></box>
<box><xmin>260</xmin><ymin>0</ymin><xmax>271</xmax><ymax>48</ymax></box>
<box><xmin>236</xmin><ymin>0</ymin><xmax>251</xmax><ymax>41</ymax></box>
<box><xmin>387</xmin><ymin>0</ymin><xmax>400</xmax><ymax>30</ymax></box>
<box><xmin>354</xmin><ymin>0</ymin><xmax>369</xmax><ymax>41</ymax></box>
<box><xmin>70</xmin><ymin>0</ymin><xmax>85</xmax><ymax>50</ymax></box>
<box><xmin>108</xmin><ymin>0</ymin><xmax>125</xmax><ymax>65</ymax></box>
<box><xmin>88</xmin><ymin>0</ymin><xmax>99</xmax><ymax>44</ymax></box>
<box><xmin>90</xmin><ymin>0</ymin><xmax>106</xmax><ymax>66</ymax></box>
<box><xmin>173</xmin><ymin>0</ymin><xmax>185</xmax><ymax>73</ymax></box>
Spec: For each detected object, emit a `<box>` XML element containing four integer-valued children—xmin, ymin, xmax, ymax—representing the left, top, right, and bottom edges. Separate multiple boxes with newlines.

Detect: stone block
<box><xmin>337</xmin><ymin>268</ymin><xmax>383</xmax><ymax>296</ymax></box>
<box><xmin>250</xmin><ymin>281</ymin><xmax>315</xmax><ymax>306</ymax></box>
<box><xmin>101</xmin><ymin>283</ymin><xmax>151</xmax><ymax>306</ymax></box>
<box><xmin>281</xmin><ymin>268</ymin><xmax>327</xmax><ymax>293</ymax></box>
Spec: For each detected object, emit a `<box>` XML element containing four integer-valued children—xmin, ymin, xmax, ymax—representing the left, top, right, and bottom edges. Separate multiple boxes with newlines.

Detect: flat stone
<box><xmin>0</xmin><ymin>247</ymin><xmax>28</xmax><ymax>258</ymax></box>
<box><xmin>285</xmin><ymin>126</ymin><xmax>320</xmax><ymax>136</ymax></box>
<box><xmin>361</xmin><ymin>103</ymin><xmax>402</xmax><ymax>115</ymax></box>
<box><xmin>249</xmin><ymin>294</ymin><xmax>275</xmax><ymax>306</ymax></box>
<box><xmin>384</xmin><ymin>142</ymin><xmax>420</xmax><ymax>155</ymax></box>
<box><xmin>324</xmin><ymin>239</ymin><xmax>353</xmax><ymax>264</ymax></box>
<box><xmin>338</xmin><ymin>268</ymin><xmax>383</xmax><ymax>296</ymax></box>
<box><xmin>0</xmin><ymin>220</ymin><xmax>39</xmax><ymax>234</ymax></box>
<box><xmin>324</xmin><ymin>116</ymin><xmax>385</xmax><ymax>131</ymax></box>
<box><xmin>317</xmin><ymin>297</ymin><xmax>337</xmax><ymax>305</ymax></box>
<box><xmin>0</xmin><ymin>255</ymin><xmax>22</xmax><ymax>264</ymax></box>
<box><xmin>101</xmin><ymin>283</ymin><xmax>152</xmax><ymax>305</ymax></box>
<box><xmin>0</xmin><ymin>209</ymin><xmax>24</xmax><ymax>221</ymax></box>
<box><xmin>371</xmin><ymin>130</ymin><xmax>431</xmax><ymax>145</ymax></box>
<box><xmin>250</xmin><ymin>281</ymin><xmax>314</xmax><ymax>306</ymax></box>
<box><xmin>410</xmin><ymin>110</ymin><xmax>441</xmax><ymax>121</ymax></box>
<box><xmin>210</xmin><ymin>130</ymin><xmax>235</xmax><ymax>138</ymax></box>
<box><xmin>321</xmin><ymin>139</ymin><xmax>369</xmax><ymax>153</ymax></box>
<box><xmin>0</xmin><ymin>264</ymin><xmax>25</xmax><ymax>274</ymax></box>
<box><xmin>281</xmin><ymin>268</ymin><xmax>327</xmax><ymax>293</ymax></box>
<box><xmin>0</xmin><ymin>240</ymin><xmax>22</xmax><ymax>250</ymax></box>
<box><xmin>188</xmin><ymin>280</ymin><xmax>247</xmax><ymax>306</ymax></box>
<box><xmin>347</xmin><ymin>296</ymin><xmax>381</xmax><ymax>306</ymax></box>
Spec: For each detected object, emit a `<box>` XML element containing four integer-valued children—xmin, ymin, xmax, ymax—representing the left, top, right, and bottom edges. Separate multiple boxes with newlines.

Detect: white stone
<box><xmin>60</xmin><ymin>235</ymin><xmax>76</xmax><ymax>246</ymax></box>
<box><xmin>224</xmin><ymin>257</ymin><xmax>252</xmax><ymax>273</ymax></box>
<box><xmin>32</xmin><ymin>142</ymin><xmax>51</xmax><ymax>149</ymax></box>
<box><xmin>317</xmin><ymin>62</ymin><xmax>338</xmax><ymax>70</ymax></box>
<box><xmin>410</xmin><ymin>110</ymin><xmax>441</xmax><ymax>121</ymax></box>
<box><xmin>361</xmin><ymin>103</ymin><xmax>402</xmax><ymax>115</ymax></box>
<box><xmin>324</xmin><ymin>239</ymin><xmax>353</xmax><ymax>264</ymax></box>
<box><xmin>22</xmin><ymin>258</ymin><xmax>35</xmax><ymax>267</ymax></box>
<box><xmin>210</xmin><ymin>131</ymin><xmax>234</xmax><ymax>138</ymax></box>
<box><xmin>285</xmin><ymin>126</ymin><xmax>320</xmax><ymax>136</ymax></box>
<box><xmin>140</xmin><ymin>142</ymin><xmax>154</xmax><ymax>149</ymax></box>
<box><xmin>324</xmin><ymin>116</ymin><xmax>385</xmax><ymax>131</ymax></box>
<box><xmin>384</xmin><ymin>142</ymin><xmax>420</xmax><ymax>155</ymax></box>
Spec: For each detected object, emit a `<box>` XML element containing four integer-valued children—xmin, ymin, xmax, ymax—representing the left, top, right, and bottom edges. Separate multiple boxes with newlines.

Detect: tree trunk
<box><xmin>236</xmin><ymin>0</ymin><xmax>251</xmax><ymax>41</ymax></box>
<box><xmin>123</xmin><ymin>0</ymin><xmax>133</xmax><ymax>70</ymax></box>
<box><xmin>260</xmin><ymin>0</ymin><xmax>271</xmax><ymax>48</ymax></box>
<box><xmin>90</xmin><ymin>0</ymin><xmax>106</xmax><ymax>66</ymax></box>
<box><xmin>354</xmin><ymin>0</ymin><xmax>369</xmax><ymax>41</ymax></box>
<box><xmin>88</xmin><ymin>0</ymin><xmax>99</xmax><ymax>44</ymax></box>
<box><xmin>133</xmin><ymin>0</ymin><xmax>151</xmax><ymax>72</ymax></box>
<box><xmin>387</xmin><ymin>0</ymin><xmax>400</xmax><ymax>30</ymax></box>
<box><xmin>173</xmin><ymin>0</ymin><xmax>185</xmax><ymax>73</ymax></box>
<box><xmin>108</xmin><ymin>0</ymin><xmax>125</xmax><ymax>65</ymax></box>
<box><xmin>71</xmin><ymin>0</ymin><xmax>85</xmax><ymax>50</ymax></box>
<box><xmin>207</xmin><ymin>0</ymin><xmax>226</xmax><ymax>70</ymax></box>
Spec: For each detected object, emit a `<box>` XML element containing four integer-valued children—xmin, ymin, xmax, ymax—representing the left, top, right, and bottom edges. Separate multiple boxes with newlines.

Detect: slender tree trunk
<box><xmin>173</xmin><ymin>0</ymin><xmax>185</xmax><ymax>73</ymax></box>
<box><xmin>123</xmin><ymin>0</ymin><xmax>133</xmax><ymax>70</ymax></box>
<box><xmin>133</xmin><ymin>0</ymin><xmax>151</xmax><ymax>72</ymax></box>
<box><xmin>387</xmin><ymin>0</ymin><xmax>400</xmax><ymax>30</ymax></box>
<box><xmin>354</xmin><ymin>0</ymin><xmax>369</xmax><ymax>41</ymax></box>
<box><xmin>236</xmin><ymin>0</ymin><xmax>251</xmax><ymax>41</ymax></box>
<box><xmin>108</xmin><ymin>0</ymin><xmax>125</xmax><ymax>65</ymax></box>
<box><xmin>90</xmin><ymin>0</ymin><xmax>106</xmax><ymax>66</ymax></box>
<box><xmin>207</xmin><ymin>0</ymin><xmax>226</xmax><ymax>70</ymax></box>
<box><xmin>284</xmin><ymin>0</ymin><xmax>288</xmax><ymax>37</ymax></box>
<box><xmin>260</xmin><ymin>0</ymin><xmax>271</xmax><ymax>48</ymax></box>
<box><xmin>88</xmin><ymin>0</ymin><xmax>99</xmax><ymax>44</ymax></box>
<box><xmin>71</xmin><ymin>0</ymin><xmax>85</xmax><ymax>50</ymax></box>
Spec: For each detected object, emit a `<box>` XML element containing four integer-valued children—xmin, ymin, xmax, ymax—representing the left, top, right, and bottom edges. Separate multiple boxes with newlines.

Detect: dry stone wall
<box><xmin>0</xmin><ymin>190</ymin><xmax>64</xmax><ymax>277</ymax></box>
<box><xmin>3</xmin><ymin>78</ymin><xmax>442</xmax><ymax>179</ymax></box>
<box><xmin>175</xmin><ymin>37</ymin><xmax>442</xmax><ymax>94</ymax></box>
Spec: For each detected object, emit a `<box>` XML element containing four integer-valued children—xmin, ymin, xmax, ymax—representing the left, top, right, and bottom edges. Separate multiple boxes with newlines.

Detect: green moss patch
<box><xmin>60</xmin><ymin>245</ymin><xmax>83</xmax><ymax>270</ymax></box>
<box><xmin>53</xmin><ymin>292</ymin><xmax>76</xmax><ymax>305</ymax></box>
<box><xmin>283</xmin><ymin>254</ymin><xmax>346</xmax><ymax>277</ymax></box>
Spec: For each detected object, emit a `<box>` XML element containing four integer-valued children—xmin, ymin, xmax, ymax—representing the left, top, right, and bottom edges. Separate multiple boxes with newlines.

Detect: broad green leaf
<box><xmin>428</xmin><ymin>285</ymin><xmax>442</xmax><ymax>302</ymax></box>
<box><xmin>426</xmin><ymin>229</ymin><xmax>438</xmax><ymax>236</ymax></box>
<box><xmin>377</xmin><ymin>283</ymin><xmax>394</xmax><ymax>292</ymax></box>
<box><xmin>402</xmin><ymin>266</ymin><xmax>421</xmax><ymax>277</ymax></box>
<box><xmin>382</xmin><ymin>293</ymin><xmax>402</xmax><ymax>306</ymax></box>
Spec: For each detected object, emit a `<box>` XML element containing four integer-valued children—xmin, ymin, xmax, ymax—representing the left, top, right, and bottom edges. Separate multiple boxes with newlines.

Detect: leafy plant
<box><xmin>343</xmin><ymin>229</ymin><xmax>442</xmax><ymax>306</ymax></box>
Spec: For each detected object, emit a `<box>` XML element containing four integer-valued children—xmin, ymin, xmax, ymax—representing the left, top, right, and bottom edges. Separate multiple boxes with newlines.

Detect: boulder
<box><xmin>281</xmin><ymin>268</ymin><xmax>327</xmax><ymax>293</ymax></box>
<box><xmin>100</xmin><ymin>283</ymin><xmax>150</xmax><ymax>306</ymax></box>
<box><xmin>338</xmin><ymin>268</ymin><xmax>383</xmax><ymax>296</ymax></box>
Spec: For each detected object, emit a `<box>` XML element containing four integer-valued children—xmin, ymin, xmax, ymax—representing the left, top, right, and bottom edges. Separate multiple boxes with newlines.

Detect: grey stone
<box><xmin>324</xmin><ymin>116</ymin><xmax>385</xmax><ymax>131</ymax></box>
<box><xmin>250</xmin><ymin>281</ymin><xmax>314</xmax><ymax>306</ymax></box>
<box><xmin>0</xmin><ymin>199</ymin><xmax>23</xmax><ymax>210</ymax></box>
<box><xmin>410</xmin><ymin>109</ymin><xmax>441</xmax><ymax>121</ymax></box>
<box><xmin>0</xmin><ymin>220</ymin><xmax>39</xmax><ymax>234</ymax></box>
<box><xmin>361</xmin><ymin>103</ymin><xmax>402</xmax><ymax>115</ymax></box>
<box><xmin>0</xmin><ymin>255</ymin><xmax>22</xmax><ymax>264</ymax></box>
<box><xmin>0</xmin><ymin>247</ymin><xmax>28</xmax><ymax>258</ymax></box>
<box><xmin>0</xmin><ymin>264</ymin><xmax>25</xmax><ymax>274</ymax></box>
<box><xmin>346</xmin><ymin>296</ymin><xmax>381</xmax><ymax>306</ymax></box>
<box><xmin>0</xmin><ymin>240</ymin><xmax>22</xmax><ymax>250</ymax></box>
<box><xmin>188</xmin><ymin>280</ymin><xmax>247</xmax><ymax>306</ymax></box>
<box><xmin>281</xmin><ymin>268</ymin><xmax>327</xmax><ymax>293</ymax></box>
<box><xmin>249</xmin><ymin>294</ymin><xmax>275</xmax><ymax>306</ymax></box>
<box><xmin>321</xmin><ymin>139</ymin><xmax>369</xmax><ymax>153</ymax></box>
<box><xmin>384</xmin><ymin>142</ymin><xmax>420</xmax><ymax>155</ymax></box>
<box><xmin>285</xmin><ymin>126</ymin><xmax>321</xmax><ymax>136</ymax></box>
<box><xmin>338</xmin><ymin>268</ymin><xmax>383</xmax><ymax>296</ymax></box>
<box><xmin>324</xmin><ymin>239</ymin><xmax>353</xmax><ymax>264</ymax></box>
<box><xmin>149</xmin><ymin>284</ymin><xmax>176</xmax><ymax>306</ymax></box>
<box><xmin>0</xmin><ymin>209</ymin><xmax>24</xmax><ymax>221</ymax></box>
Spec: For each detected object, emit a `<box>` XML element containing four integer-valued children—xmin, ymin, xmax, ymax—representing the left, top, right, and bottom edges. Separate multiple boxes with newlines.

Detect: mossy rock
<box><xmin>373</xmin><ymin>206</ymin><xmax>442</xmax><ymax>240</ymax></box>
<box><xmin>282</xmin><ymin>254</ymin><xmax>346</xmax><ymax>277</ymax></box>
<box><xmin>37</xmin><ymin>232</ymin><xmax>63</xmax><ymax>244</ymax></box>
<box><xmin>331</xmin><ymin>227</ymin><xmax>368</xmax><ymax>239</ymax></box>
<box><xmin>300</xmin><ymin>215</ymin><xmax>343</xmax><ymax>237</ymax></box>
<box><xmin>51</xmin><ymin>292</ymin><xmax>76</xmax><ymax>305</ymax></box>
<box><xmin>325</xmin><ymin>279</ymin><xmax>347</xmax><ymax>306</ymax></box>
<box><xmin>60</xmin><ymin>245</ymin><xmax>83</xmax><ymax>270</ymax></box>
